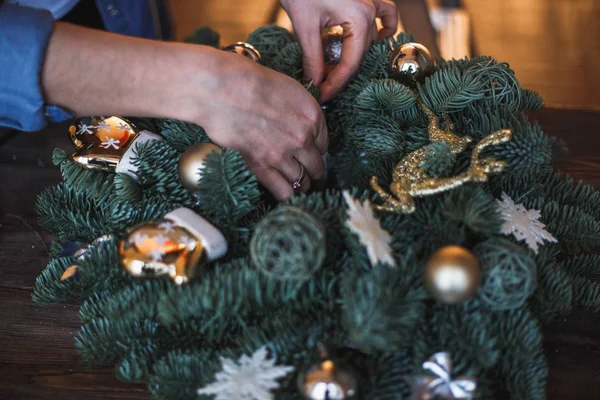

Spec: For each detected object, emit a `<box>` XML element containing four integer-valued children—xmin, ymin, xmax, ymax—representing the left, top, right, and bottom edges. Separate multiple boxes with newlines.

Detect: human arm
<box><xmin>281</xmin><ymin>0</ymin><xmax>398</xmax><ymax>102</ymax></box>
<box><xmin>38</xmin><ymin>22</ymin><xmax>328</xmax><ymax>200</ymax></box>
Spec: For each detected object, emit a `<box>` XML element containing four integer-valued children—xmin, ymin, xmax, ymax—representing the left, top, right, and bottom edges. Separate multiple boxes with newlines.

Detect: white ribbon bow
<box><xmin>416</xmin><ymin>352</ymin><xmax>477</xmax><ymax>400</ymax></box>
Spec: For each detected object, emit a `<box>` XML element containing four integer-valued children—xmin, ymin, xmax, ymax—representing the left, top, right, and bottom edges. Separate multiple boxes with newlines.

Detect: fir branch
<box><xmin>196</xmin><ymin>149</ymin><xmax>261</xmax><ymax>224</ymax></box>
<box><xmin>341</xmin><ymin>264</ymin><xmax>426</xmax><ymax>352</ymax></box>
<box><xmin>419</xmin><ymin>67</ymin><xmax>484</xmax><ymax>113</ymax></box>
<box><xmin>157</xmin><ymin>119</ymin><xmax>210</xmax><ymax>152</ymax></box>
<box><xmin>53</xmin><ymin>148</ymin><xmax>116</xmax><ymax>203</ymax></box>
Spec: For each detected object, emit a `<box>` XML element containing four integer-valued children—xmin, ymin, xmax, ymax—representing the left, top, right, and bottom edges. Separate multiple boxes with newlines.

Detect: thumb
<box><xmin>295</xmin><ymin>23</ymin><xmax>326</xmax><ymax>85</ymax></box>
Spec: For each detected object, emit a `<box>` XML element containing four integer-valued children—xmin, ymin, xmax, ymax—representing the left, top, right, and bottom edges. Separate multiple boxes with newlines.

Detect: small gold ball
<box><xmin>424</xmin><ymin>245</ymin><xmax>481</xmax><ymax>304</ymax></box>
<box><xmin>389</xmin><ymin>42</ymin><xmax>434</xmax><ymax>78</ymax></box>
<box><xmin>178</xmin><ymin>143</ymin><xmax>221</xmax><ymax>191</ymax></box>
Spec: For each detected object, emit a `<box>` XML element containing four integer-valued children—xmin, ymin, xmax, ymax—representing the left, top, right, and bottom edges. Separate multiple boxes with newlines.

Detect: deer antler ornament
<box><xmin>370</xmin><ymin>101</ymin><xmax>512</xmax><ymax>213</ymax></box>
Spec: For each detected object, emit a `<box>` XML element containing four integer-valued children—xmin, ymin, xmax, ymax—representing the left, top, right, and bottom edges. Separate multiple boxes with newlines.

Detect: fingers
<box><xmin>370</xmin><ymin>23</ymin><xmax>379</xmax><ymax>43</ymax></box>
<box><xmin>253</xmin><ymin>167</ymin><xmax>296</xmax><ymax>201</ymax></box>
<box><xmin>319</xmin><ymin>19</ymin><xmax>370</xmax><ymax>102</ymax></box>
<box><xmin>313</xmin><ymin>110</ymin><xmax>329</xmax><ymax>154</ymax></box>
<box><xmin>375</xmin><ymin>0</ymin><xmax>399</xmax><ymax>39</ymax></box>
<box><xmin>294</xmin><ymin>21</ymin><xmax>326</xmax><ymax>85</ymax></box>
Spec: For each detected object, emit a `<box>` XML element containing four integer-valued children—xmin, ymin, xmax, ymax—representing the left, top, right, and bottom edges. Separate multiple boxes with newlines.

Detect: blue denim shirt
<box><xmin>0</xmin><ymin>1</ymin><xmax>170</xmax><ymax>131</ymax></box>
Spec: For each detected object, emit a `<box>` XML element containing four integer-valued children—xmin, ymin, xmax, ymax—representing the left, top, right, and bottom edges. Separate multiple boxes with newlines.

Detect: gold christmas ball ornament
<box><xmin>118</xmin><ymin>208</ymin><xmax>228</xmax><ymax>284</ymax></box>
<box><xmin>424</xmin><ymin>245</ymin><xmax>481</xmax><ymax>304</ymax></box>
<box><xmin>223</xmin><ymin>42</ymin><xmax>261</xmax><ymax>62</ymax></box>
<box><xmin>69</xmin><ymin>116</ymin><xmax>162</xmax><ymax>179</ymax></box>
<box><xmin>389</xmin><ymin>42</ymin><xmax>434</xmax><ymax>78</ymax></box>
<box><xmin>178</xmin><ymin>142</ymin><xmax>222</xmax><ymax>191</ymax></box>
<box><xmin>298</xmin><ymin>359</ymin><xmax>358</xmax><ymax>400</ymax></box>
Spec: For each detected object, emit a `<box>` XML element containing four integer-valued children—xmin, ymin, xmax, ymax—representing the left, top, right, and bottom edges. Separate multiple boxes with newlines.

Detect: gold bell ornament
<box><xmin>223</xmin><ymin>42</ymin><xmax>261</xmax><ymax>62</ymax></box>
<box><xmin>69</xmin><ymin>116</ymin><xmax>162</xmax><ymax>179</ymax></box>
<box><xmin>389</xmin><ymin>42</ymin><xmax>435</xmax><ymax>78</ymax></box>
<box><xmin>118</xmin><ymin>207</ymin><xmax>228</xmax><ymax>284</ymax></box>
<box><xmin>424</xmin><ymin>245</ymin><xmax>481</xmax><ymax>305</ymax></box>
<box><xmin>178</xmin><ymin>142</ymin><xmax>221</xmax><ymax>191</ymax></box>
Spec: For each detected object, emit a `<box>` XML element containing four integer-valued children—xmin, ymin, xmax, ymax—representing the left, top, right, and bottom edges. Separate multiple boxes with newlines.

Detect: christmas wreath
<box><xmin>33</xmin><ymin>26</ymin><xmax>600</xmax><ymax>400</ymax></box>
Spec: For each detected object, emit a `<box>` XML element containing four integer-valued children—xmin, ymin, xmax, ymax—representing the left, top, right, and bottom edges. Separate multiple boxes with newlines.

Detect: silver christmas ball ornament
<box><xmin>298</xmin><ymin>359</ymin><xmax>357</xmax><ymax>399</ymax></box>
<box><xmin>389</xmin><ymin>42</ymin><xmax>434</xmax><ymax>78</ymax></box>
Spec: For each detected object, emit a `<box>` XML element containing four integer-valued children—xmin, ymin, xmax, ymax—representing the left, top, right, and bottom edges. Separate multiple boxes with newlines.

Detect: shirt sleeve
<box><xmin>0</xmin><ymin>4</ymin><xmax>61</xmax><ymax>131</ymax></box>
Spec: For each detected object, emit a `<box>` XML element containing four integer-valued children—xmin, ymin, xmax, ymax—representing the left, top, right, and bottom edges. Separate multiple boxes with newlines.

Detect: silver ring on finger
<box><xmin>291</xmin><ymin>163</ymin><xmax>306</xmax><ymax>190</ymax></box>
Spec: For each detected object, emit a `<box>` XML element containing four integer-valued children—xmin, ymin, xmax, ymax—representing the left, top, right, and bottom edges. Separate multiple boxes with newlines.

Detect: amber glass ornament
<box><xmin>119</xmin><ymin>208</ymin><xmax>227</xmax><ymax>284</ymax></box>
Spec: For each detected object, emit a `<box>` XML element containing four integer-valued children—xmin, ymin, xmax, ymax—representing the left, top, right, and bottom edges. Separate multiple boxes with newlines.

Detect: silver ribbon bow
<box><xmin>411</xmin><ymin>352</ymin><xmax>477</xmax><ymax>400</ymax></box>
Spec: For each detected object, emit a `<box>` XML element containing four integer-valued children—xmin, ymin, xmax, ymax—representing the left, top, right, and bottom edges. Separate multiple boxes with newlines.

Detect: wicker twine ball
<box><xmin>250</xmin><ymin>206</ymin><xmax>326</xmax><ymax>281</ymax></box>
<box><xmin>475</xmin><ymin>238</ymin><xmax>536</xmax><ymax>310</ymax></box>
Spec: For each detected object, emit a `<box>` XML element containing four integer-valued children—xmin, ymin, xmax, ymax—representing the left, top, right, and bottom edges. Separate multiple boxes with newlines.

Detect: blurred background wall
<box><xmin>168</xmin><ymin>0</ymin><xmax>600</xmax><ymax>110</ymax></box>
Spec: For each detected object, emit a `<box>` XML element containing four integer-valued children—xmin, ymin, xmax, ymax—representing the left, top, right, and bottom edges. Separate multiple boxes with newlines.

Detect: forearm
<box><xmin>42</xmin><ymin>22</ymin><xmax>222</xmax><ymax>123</ymax></box>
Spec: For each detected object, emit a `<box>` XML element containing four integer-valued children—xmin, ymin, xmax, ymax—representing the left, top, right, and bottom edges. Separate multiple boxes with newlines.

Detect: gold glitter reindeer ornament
<box><xmin>370</xmin><ymin>101</ymin><xmax>513</xmax><ymax>213</ymax></box>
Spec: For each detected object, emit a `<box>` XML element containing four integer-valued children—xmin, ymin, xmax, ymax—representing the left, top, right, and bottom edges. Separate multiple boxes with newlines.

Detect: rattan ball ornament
<box><xmin>178</xmin><ymin>142</ymin><xmax>221</xmax><ymax>191</ymax></box>
<box><xmin>475</xmin><ymin>238</ymin><xmax>536</xmax><ymax>310</ymax></box>
<box><xmin>250</xmin><ymin>206</ymin><xmax>326</xmax><ymax>281</ymax></box>
<box><xmin>424</xmin><ymin>245</ymin><xmax>481</xmax><ymax>304</ymax></box>
<box><xmin>389</xmin><ymin>42</ymin><xmax>434</xmax><ymax>79</ymax></box>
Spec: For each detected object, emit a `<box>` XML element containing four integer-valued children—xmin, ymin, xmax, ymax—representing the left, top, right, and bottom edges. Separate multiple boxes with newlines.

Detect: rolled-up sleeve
<box><xmin>0</xmin><ymin>4</ymin><xmax>57</xmax><ymax>131</ymax></box>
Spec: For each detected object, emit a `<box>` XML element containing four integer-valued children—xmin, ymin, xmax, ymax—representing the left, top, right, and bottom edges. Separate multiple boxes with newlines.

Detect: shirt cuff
<box><xmin>0</xmin><ymin>4</ymin><xmax>57</xmax><ymax>131</ymax></box>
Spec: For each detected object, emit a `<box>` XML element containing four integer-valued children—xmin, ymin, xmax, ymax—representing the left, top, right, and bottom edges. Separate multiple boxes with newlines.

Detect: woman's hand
<box><xmin>281</xmin><ymin>0</ymin><xmax>398</xmax><ymax>102</ymax></box>
<box><xmin>187</xmin><ymin>50</ymin><xmax>329</xmax><ymax>200</ymax></box>
<box><xmin>42</xmin><ymin>23</ymin><xmax>327</xmax><ymax>200</ymax></box>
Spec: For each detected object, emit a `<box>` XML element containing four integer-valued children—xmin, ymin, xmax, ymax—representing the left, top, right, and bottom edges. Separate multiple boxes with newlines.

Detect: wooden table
<box><xmin>1</xmin><ymin>109</ymin><xmax>599</xmax><ymax>399</ymax></box>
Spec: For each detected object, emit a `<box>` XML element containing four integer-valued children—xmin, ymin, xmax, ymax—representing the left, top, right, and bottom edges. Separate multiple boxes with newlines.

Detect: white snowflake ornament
<box><xmin>100</xmin><ymin>136</ymin><xmax>120</xmax><ymax>150</ymax></box>
<box><xmin>197</xmin><ymin>346</ymin><xmax>294</xmax><ymax>400</ymax></box>
<box><xmin>496</xmin><ymin>192</ymin><xmax>557</xmax><ymax>253</ymax></box>
<box><xmin>343</xmin><ymin>191</ymin><xmax>396</xmax><ymax>267</ymax></box>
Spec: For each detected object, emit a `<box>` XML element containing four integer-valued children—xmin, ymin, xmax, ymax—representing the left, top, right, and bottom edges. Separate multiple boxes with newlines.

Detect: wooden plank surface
<box><xmin>464</xmin><ymin>0</ymin><xmax>600</xmax><ymax>110</ymax></box>
<box><xmin>1</xmin><ymin>108</ymin><xmax>600</xmax><ymax>399</ymax></box>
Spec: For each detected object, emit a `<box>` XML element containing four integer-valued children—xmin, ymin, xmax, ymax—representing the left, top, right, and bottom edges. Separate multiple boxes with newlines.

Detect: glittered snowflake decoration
<box><xmin>197</xmin><ymin>346</ymin><xmax>294</xmax><ymax>400</ymax></box>
<box><xmin>158</xmin><ymin>221</ymin><xmax>176</xmax><ymax>233</ymax></box>
<box><xmin>97</xmin><ymin>121</ymin><xmax>111</xmax><ymax>132</ymax></box>
<box><xmin>77</xmin><ymin>123</ymin><xmax>95</xmax><ymax>135</ymax></box>
<box><xmin>100</xmin><ymin>136</ymin><xmax>120</xmax><ymax>150</ymax></box>
<box><xmin>496</xmin><ymin>192</ymin><xmax>557</xmax><ymax>253</ymax></box>
<box><xmin>343</xmin><ymin>191</ymin><xmax>396</xmax><ymax>267</ymax></box>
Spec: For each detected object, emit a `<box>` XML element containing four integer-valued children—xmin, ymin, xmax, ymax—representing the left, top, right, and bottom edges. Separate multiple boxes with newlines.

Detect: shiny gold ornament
<box><xmin>119</xmin><ymin>208</ymin><xmax>227</xmax><ymax>284</ymax></box>
<box><xmin>371</xmin><ymin>100</ymin><xmax>512</xmax><ymax>213</ymax></box>
<box><xmin>178</xmin><ymin>142</ymin><xmax>221</xmax><ymax>191</ymax></box>
<box><xmin>223</xmin><ymin>42</ymin><xmax>261</xmax><ymax>62</ymax></box>
<box><xmin>69</xmin><ymin>116</ymin><xmax>162</xmax><ymax>178</ymax></box>
<box><xmin>424</xmin><ymin>245</ymin><xmax>481</xmax><ymax>304</ymax></box>
<box><xmin>298</xmin><ymin>359</ymin><xmax>357</xmax><ymax>400</ymax></box>
<box><xmin>389</xmin><ymin>42</ymin><xmax>434</xmax><ymax>78</ymax></box>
